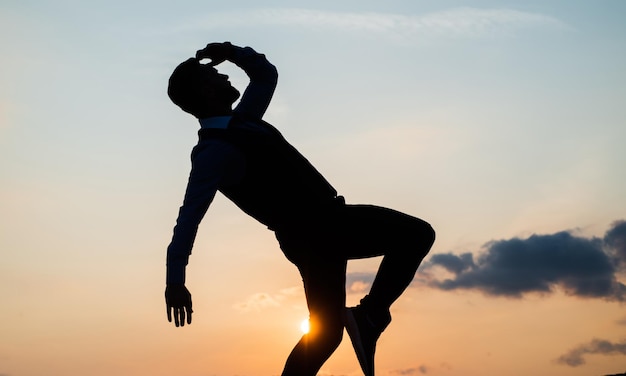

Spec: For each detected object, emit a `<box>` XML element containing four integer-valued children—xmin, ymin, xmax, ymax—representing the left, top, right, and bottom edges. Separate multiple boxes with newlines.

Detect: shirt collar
<box><xmin>199</xmin><ymin>116</ymin><xmax>232</xmax><ymax>130</ymax></box>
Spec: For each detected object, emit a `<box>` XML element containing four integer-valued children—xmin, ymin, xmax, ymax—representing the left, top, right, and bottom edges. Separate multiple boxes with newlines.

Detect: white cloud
<box><xmin>233</xmin><ymin>292</ymin><xmax>281</xmax><ymax>312</ymax></box>
<box><xmin>233</xmin><ymin>286</ymin><xmax>303</xmax><ymax>312</ymax></box>
<box><xmin>348</xmin><ymin>280</ymin><xmax>370</xmax><ymax>294</ymax></box>
<box><xmin>169</xmin><ymin>7</ymin><xmax>569</xmax><ymax>40</ymax></box>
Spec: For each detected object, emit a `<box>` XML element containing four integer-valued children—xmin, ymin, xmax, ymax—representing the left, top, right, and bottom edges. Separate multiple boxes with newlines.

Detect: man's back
<box><xmin>197</xmin><ymin>115</ymin><xmax>340</xmax><ymax>231</ymax></box>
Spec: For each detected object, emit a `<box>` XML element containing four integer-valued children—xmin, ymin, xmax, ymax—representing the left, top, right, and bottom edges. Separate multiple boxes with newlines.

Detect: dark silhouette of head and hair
<box><xmin>168</xmin><ymin>58</ymin><xmax>240</xmax><ymax>118</ymax></box>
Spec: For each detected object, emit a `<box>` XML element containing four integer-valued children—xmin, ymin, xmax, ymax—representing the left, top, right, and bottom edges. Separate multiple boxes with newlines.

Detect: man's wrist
<box><xmin>166</xmin><ymin>262</ymin><xmax>187</xmax><ymax>285</ymax></box>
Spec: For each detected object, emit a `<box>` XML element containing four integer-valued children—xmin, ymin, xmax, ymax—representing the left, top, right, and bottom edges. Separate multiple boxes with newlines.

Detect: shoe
<box><xmin>343</xmin><ymin>306</ymin><xmax>390</xmax><ymax>376</ymax></box>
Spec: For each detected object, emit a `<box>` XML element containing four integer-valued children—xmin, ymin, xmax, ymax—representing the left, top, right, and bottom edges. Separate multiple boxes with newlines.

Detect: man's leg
<box><xmin>278</xmin><ymin>234</ymin><xmax>347</xmax><ymax>376</ymax></box>
<box><xmin>336</xmin><ymin>204</ymin><xmax>435</xmax><ymax>313</ymax></box>
<box><xmin>335</xmin><ymin>204</ymin><xmax>435</xmax><ymax>376</ymax></box>
<box><xmin>277</xmin><ymin>204</ymin><xmax>435</xmax><ymax>375</ymax></box>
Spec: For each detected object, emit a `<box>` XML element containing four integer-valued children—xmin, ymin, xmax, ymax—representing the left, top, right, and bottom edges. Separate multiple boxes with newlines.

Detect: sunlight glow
<box><xmin>300</xmin><ymin>318</ymin><xmax>310</xmax><ymax>334</ymax></box>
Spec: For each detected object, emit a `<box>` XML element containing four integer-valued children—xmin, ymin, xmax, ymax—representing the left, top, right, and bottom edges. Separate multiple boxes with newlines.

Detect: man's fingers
<box><xmin>196</xmin><ymin>42</ymin><xmax>230</xmax><ymax>64</ymax></box>
<box><xmin>167</xmin><ymin>306</ymin><xmax>191</xmax><ymax>327</ymax></box>
<box><xmin>174</xmin><ymin>308</ymin><xmax>181</xmax><ymax>327</ymax></box>
<box><xmin>179</xmin><ymin>309</ymin><xmax>186</xmax><ymax>327</ymax></box>
<box><xmin>165</xmin><ymin>285</ymin><xmax>193</xmax><ymax>327</ymax></box>
<box><xmin>196</xmin><ymin>44</ymin><xmax>218</xmax><ymax>60</ymax></box>
<box><xmin>208</xmin><ymin>58</ymin><xmax>226</xmax><ymax>66</ymax></box>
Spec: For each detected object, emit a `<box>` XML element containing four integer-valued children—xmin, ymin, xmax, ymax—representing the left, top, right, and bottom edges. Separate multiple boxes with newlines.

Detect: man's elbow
<box><xmin>260</xmin><ymin>57</ymin><xmax>279</xmax><ymax>85</ymax></box>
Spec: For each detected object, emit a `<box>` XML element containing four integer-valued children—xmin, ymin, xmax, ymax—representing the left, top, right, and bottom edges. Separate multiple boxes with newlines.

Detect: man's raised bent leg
<box><xmin>336</xmin><ymin>204</ymin><xmax>435</xmax><ymax>375</ymax></box>
<box><xmin>334</xmin><ymin>204</ymin><xmax>435</xmax><ymax>310</ymax></box>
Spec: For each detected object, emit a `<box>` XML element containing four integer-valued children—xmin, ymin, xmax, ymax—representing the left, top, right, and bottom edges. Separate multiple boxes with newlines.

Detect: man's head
<box><xmin>167</xmin><ymin>58</ymin><xmax>240</xmax><ymax>118</ymax></box>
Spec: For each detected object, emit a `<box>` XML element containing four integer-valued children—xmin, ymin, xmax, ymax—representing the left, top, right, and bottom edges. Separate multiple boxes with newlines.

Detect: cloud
<box><xmin>420</xmin><ymin>221</ymin><xmax>626</xmax><ymax>301</ymax></box>
<box><xmin>169</xmin><ymin>7</ymin><xmax>568</xmax><ymax>40</ymax></box>
<box><xmin>233</xmin><ymin>287</ymin><xmax>302</xmax><ymax>312</ymax></box>
<box><xmin>428</xmin><ymin>253</ymin><xmax>475</xmax><ymax>275</ymax></box>
<box><xmin>556</xmin><ymin>338</ymin><xmax>626</xmax><ymax>367</ymax></box>
<box><xmin>390</xmin><ymin>365</ymin><xmax>429</xmax><ymax>375</ymax></box>
<box><xmin>346</xmin><ymin>272</ymin><xmax>374</xmax><ymax>294</ymax></box>
<box><xmin>233</xmin><ymin>292</ymin><xmax>281</xmax><ymax>312</ymax></box>
<box><xmin>605</xmin><ymin>220</ymin><xmax>626</xmax><ymax>268</ymax></box>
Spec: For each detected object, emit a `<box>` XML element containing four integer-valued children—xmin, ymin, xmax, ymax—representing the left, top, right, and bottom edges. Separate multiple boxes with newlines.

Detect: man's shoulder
<box><xmin>229</xmin><ymin>114</ymin><xmax>278</xmax><ymax>135</ymax></box>
<box><xmin>192</xmin><ymin>136</ymin><xmax>243</xmax><ymax>159</ymax></box>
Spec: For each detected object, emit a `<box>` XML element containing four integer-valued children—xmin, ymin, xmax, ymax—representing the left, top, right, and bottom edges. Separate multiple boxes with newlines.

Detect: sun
<box><xmin>300</xmin><ymin>318</ymin><xmax>310</xmax><ymax>334</ymax></box>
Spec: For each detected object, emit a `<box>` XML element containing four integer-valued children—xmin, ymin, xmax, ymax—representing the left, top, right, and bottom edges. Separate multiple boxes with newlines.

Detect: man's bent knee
<box><xmin>423</xmin><ymin>222</ymin><xmax>436</xmax><ymax>248</ymax></box>
<box><xmin>306</xmin><ymin>317</ymin><xmax>344</xmax><ymax>351</ymax></box>
<box><xmin>414</xmin><ymin>221</ymin><xmax>435</xmax><ymax>259</ymax></box>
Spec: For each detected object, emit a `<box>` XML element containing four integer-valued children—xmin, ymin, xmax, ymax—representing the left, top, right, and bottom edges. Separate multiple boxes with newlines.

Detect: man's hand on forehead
<box><xmin>196</xmin><ymin>41</ymin><xmax>234</xmax><ymax>66</ymax></box>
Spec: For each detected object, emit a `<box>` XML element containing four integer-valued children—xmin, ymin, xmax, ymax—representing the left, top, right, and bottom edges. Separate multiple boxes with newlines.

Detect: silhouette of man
<box><xmin>165</xmin><ymin>42</ymin><xmax>435</xmax><ymax>376</ymax></box>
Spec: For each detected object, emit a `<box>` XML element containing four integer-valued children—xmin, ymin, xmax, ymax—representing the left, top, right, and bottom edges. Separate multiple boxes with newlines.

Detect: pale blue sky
<box><xmin>1</xmin><ymin>1</ymin><xmax>625</xmax><ymax>375</ymax></box>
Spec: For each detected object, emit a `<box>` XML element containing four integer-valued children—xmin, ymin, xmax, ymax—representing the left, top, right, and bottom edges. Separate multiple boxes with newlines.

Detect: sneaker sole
<box><xmin>344</xmin><ymin>309</ymin><xmax>374</xmax><ymax>376</ymax></box>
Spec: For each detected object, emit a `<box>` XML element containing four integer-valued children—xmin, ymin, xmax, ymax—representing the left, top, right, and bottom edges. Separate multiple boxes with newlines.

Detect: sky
<box><xmin>1</xmin><ymin>1</ymin><xmax>626</xmax><ymax>375</ymax></box>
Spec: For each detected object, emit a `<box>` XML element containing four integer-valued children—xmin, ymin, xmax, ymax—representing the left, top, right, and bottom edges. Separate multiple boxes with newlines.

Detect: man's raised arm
<box><xmin>196</xmin><ymin>42</ymin><xmax>278</xmax><ymax>120</ymax></box>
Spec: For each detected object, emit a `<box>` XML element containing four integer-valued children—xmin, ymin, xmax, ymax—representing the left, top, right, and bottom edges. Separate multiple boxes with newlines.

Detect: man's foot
<box><xmin>343</xmin><ymin>305</ymin><xmax>391</xmax><ymax>376</ymax></box>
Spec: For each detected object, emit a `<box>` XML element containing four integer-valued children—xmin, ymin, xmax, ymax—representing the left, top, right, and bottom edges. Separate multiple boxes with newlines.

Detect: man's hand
<box><xmin>196</xmin><ymin>42</ymin><xmax>234</xmax><ymax>66</ymax></box>
<box><xmin>165</xmin><ymin>284</ymin><xmax>193</xmax><ymax>327</ymax></box>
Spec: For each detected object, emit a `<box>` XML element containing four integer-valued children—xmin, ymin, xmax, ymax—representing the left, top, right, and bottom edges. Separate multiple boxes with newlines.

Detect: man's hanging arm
<box><xmin>165</xmin><ymin>141</ymin><xmax>243</xmax><ymax>327</ymax></box>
